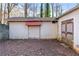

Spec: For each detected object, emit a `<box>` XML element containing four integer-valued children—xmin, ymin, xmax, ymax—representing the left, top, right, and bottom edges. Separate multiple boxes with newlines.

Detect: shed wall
<box><xmin>58</xmin><ymin>9</ymin><xmax>79</xmax><ymax>48</ymax></box>
<box><xmin>9</xmin><ymin>22</ymin><xmax>58</xmax><ymax>39</ymax></box>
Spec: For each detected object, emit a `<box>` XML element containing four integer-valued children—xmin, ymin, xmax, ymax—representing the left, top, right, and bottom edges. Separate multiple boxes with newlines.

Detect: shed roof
<box><xmin>57</xmin><ymin>6</ymin><xmax>79</xmax><ymax>19</ymax></box>
<box><xmin>7</xmin><ymin>17</ymin><xmax>57</xmax><ymax>22</ymax></box>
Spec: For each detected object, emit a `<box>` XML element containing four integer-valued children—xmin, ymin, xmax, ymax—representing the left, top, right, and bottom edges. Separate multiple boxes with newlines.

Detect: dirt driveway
<box><xmin>0</xmin><ymin>39</ymin><xmax>78</xmax><ymax>56</ymax></box>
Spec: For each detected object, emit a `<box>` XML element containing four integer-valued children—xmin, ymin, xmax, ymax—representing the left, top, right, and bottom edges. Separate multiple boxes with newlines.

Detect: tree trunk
<box><xmin>45</xmin><ymin>3</ymin><xmax>51</xmax><ymax>17</ymax></box>
<box><xmin>52</xmin><ymin>3</ymin><xmax>54</xmax><ymax>18</ymax></box>
<box><xmin>40</xmin><ymin>3</ymin><xmax>43</xmax><ymax>17</ymax></box>
<box><xmin>25</xmin><ymin>3</ymin><xmax>27</xmax><ymax>18</ymax></box>
<box><xmin>7</xmin><ymin>3</ymin><xmax>10</xmax><ymax>18</ymax></box>
<box><xmin>4</xmin><ymin>4</ymin><xmax>6</xmax><ymax>20</ymax></box>
<box><xmin>0</xmin><ymin>3</ymin><xmax>2</xmax><ymax>23</ymax></box>
<box><xmin>55</xmin><ymin>4</ymin><xmax>58</xmax><ymax>17</ymax></box>
<box><xmin>55</xmin><ymin>3</ymin><xmax>62</xmax><ymax>17</ymax></box>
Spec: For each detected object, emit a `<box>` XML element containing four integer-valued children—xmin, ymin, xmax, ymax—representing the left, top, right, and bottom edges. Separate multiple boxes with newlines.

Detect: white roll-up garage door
<box><xmin>28</xmin><ymin>26</ymin><xmax>40</xmax><ymax>39</ymax></box>
<box><xmin>9</xmin><ymin>22</ymin><xmax>28</xmax><ymax>39</ymax></box>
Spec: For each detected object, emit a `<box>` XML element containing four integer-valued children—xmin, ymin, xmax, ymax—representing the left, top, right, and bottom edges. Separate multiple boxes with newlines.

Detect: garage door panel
<box><xmin>28</xmin><ymin>26</ymin><xmax>40</xmax><ymax>39</ymax></box>
<box><xmin>9</xmin><ymin>22</ymin><xmax>28</xmax><ymax>39</ymax></box>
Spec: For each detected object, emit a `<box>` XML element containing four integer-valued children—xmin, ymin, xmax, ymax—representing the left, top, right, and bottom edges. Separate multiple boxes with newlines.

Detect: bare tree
<box><xmin>51</xmin><ymin>3</ymin><xmax>54</xmax><ymax>18</ymax></box>
<box><xmin>7</xmin><ymin>3</ymin><xmax>10</xmax><ymax>18</ymax></box>
<box><xmin>7</xmin><ymin>3</ymin><xmax>18</xmax><ymax>18</ymax></box>
<box><xmin>0</xmin><ymin>3</ymin><xmax>2</xmax><ymax>23</ymax></box>
<box><xmin>4</xmin><ymin>4</ymin><xmax>7</xmax><ymax>20</ymax></box>
<box><xmin>40</xmin><ymin>3</ymin><xmax>43</xmax><ymax>17</ymax></box>
<box><xmin>45</xmin><ymin>3</ymin><xmax>51</xmax><ymax>17</ymax></box>
<box><xmin>25</xmin><ymin>3</ymin><xmax>27</xmax><ymax>18</ymax></box>
<box><xmin>55</xmin><ymin>3</ymin><xmax>62</xmax><ymax>17</ymax></box>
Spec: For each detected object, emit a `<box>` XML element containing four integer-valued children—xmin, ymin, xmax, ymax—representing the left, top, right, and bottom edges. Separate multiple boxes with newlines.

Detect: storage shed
<box><xmin>7</xmin><ymin>18</ymin><xmax>58</xmax><ymax>40</ymax></box>
<box><xmin>6</xmin><ymin>6</ymin><xmax>79</xmax><ymax>53</ymax></box>
<box><xmin>58</xmin><ymin>6</ymin><xmax>79</xmax><ymax>53</ymax></box>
